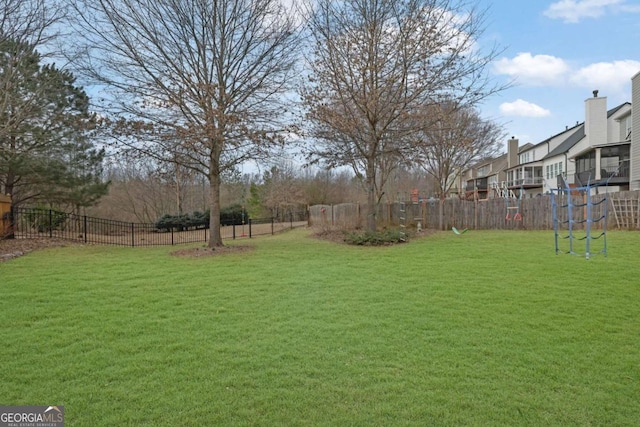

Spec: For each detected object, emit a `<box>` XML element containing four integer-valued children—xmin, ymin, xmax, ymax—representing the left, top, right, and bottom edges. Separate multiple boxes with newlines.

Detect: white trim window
<box><xmin>546</xmin><ymin>162</ymin><xmax>564</xmax><ymax>180</ymax></box>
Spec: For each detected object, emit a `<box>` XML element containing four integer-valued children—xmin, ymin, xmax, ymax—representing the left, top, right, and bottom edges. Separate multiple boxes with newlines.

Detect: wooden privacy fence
<box><xmin>0</xmin><ymin>195</ymin><xmax>11</xmax><ymax>238</ymax></box>
<box><xmin>309</xmin><ymin>190</ymin><xmax>640</xmax><ymax>231</ymax></box>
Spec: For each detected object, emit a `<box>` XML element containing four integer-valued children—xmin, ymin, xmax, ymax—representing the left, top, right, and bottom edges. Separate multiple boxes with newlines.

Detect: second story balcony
<box><xmin>465</xmin><ymin>178</ymin><xmax>488</xmax><ymax>191</ymax></box>
<box><xmin>507</xmin><ymin>177</ymin><xmax>544</xmax><ymax>188</ymax></box>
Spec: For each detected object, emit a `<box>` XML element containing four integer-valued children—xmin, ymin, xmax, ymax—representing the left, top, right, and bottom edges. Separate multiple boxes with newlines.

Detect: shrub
<box><xmin>25</xmin><ymin>208</ymin><xmax>68</xmax><ymax>233</ymax></box>
<box><xmin>343</xmin><ymin>229</ymin><xmax>406</xmax><ymax>246</ymax></box>
<box><xmin>155</xmin><ymin>204</ymin><xmax>248</xmax><ymax>231</ymax></box>
<box><xmin>220</xmin><ymin>204</ymin><xmax>246</xmax><ymax>226</ymax></box>
<box><xmin>155</xmin><ymin>211</ymin><xmax>209</xmax><ymax>231</ymax></box>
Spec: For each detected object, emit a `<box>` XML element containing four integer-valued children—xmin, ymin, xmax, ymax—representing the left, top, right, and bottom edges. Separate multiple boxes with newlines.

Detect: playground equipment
<box><xmin>398</xmin><ymin>200</ymin><xmax>407</xmax><ymax>242</ymax></box>
<box><xmin>505</xmin><ymin>185</ymin><xmax>524</xmax><ymax>221</ymax></box>
<box><xmin>551</xmin><ymin>177</ymin><xmax>609</xmax><ymax>259</ymax></box>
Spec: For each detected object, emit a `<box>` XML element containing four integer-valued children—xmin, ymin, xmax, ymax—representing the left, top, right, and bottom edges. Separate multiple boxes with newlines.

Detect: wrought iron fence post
<box><xmin>249</xmin><ymin>218</ymin><xmax>252</xmax><ymax>238</ymax></box>
<box><xmin>131</xmin><ymin>223</ymin><xmax>135</xmax><ymax>247</ymax></box>
<box><xmin>49</xmin><ymin>209</ymin><xmax>53</xmax><ymax>238</ymax></box>
<box><xmin>271</xmin><ymin>217</ymin><xmax>274</xmax><ymax>235</ymax></box>
<box><xmin>171</xmin><ymin>228</ymin><xmax>174</xmax><ymax>245</ymax></box>
<box><xmin>84</xmin><ymin>216</ymin><xmax>88</xmax><ymax>243</ymax></box>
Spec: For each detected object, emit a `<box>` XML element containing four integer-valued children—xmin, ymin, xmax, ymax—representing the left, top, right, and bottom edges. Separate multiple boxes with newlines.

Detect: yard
<box><xmin>1</xmin><ymin>229</ymin><xmax>639</xmax><ymax>425</ymax></box>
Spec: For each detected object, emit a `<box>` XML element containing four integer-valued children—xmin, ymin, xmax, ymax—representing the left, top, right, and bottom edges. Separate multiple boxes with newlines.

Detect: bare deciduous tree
<box><xmin>260</xmin><ymin>163</ymin><xmax>306</xmax><ymax>220</ymax></box>
<box><xmin>0</xmin><ymin>0</ymin><xmax>64</xmax><ymax>47</ymax></box>
<box><xmin>70</xmin><ymin>0</ymin><xmax>302</xmax><ymax>247</ymax></box>
<box><xmin>415</xmin><ymin>102</ymin><xmax>503</xmax><ymax>199</ymax></box>
<box><xmin>412</xmin><ymin>102</ymin><xmax>503</xmax><ymax>228</ymax></box>
<box><xmin>301</xmin><ymin>0</ymin><xmax>504</xmax><ymax>232</ymax></box>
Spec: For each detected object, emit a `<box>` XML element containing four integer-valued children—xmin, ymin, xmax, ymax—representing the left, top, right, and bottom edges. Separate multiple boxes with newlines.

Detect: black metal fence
<box><xmin>4</xmin><ymin>207</ymin><xmax>308</xmax><ymax>246</ymax></box>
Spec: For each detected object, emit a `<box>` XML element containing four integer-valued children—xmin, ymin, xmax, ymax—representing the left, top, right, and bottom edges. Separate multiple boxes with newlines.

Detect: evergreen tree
<box><xmin>0</xmin><ymin>38</ymin><xmax>108</xmax><ymax>208</ymax></box>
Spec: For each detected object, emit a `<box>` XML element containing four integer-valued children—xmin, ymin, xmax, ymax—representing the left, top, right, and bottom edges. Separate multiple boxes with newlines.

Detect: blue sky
<box><xmin>477</xmin><ymin>0</ymin><xmax>640</xmax><ymax>150</ymax></box>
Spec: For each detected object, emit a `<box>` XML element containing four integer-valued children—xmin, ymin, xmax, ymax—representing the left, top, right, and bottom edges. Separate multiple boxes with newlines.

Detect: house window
<box><xmin>546</xmin><ymin>162</ymin><xmax>564</xmax><ymax>180</ymax></box>
<box><xmin>575</xmin><ymin>151</ymin><xmax>596</xmax><ymax>184</ymax></box>
<box><xmin>576</xmin><ymin>151</ymin><xmax>596</xmax><ymax>173</ymax></box>
<box><xmin>520</xmin><ymin>152</ymin><xmax>530</xmax><ymax>164</ymax></box>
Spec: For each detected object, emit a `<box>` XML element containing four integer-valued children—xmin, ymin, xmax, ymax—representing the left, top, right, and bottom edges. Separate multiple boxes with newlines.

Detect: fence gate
<box><xmin>0</xmin><ymin>194</ymin><xmax>11</xmax><ymax>238</ymax></box>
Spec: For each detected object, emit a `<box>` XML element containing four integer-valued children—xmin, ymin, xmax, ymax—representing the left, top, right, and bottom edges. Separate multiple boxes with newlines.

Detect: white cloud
<box><xmin>620</xmin><ymin>4</ymin><xmax>640</xmax><ymax>13</ymax></box>
<box><xmin>569</xmin><ymin>60</ymin><xmax>640</xmax><ymax>94</ymax></box>
<box><xmin>493</xmin><ymin>53</ymin><xmax>570</xmax><ymax>85</ymax></box>
<box><xmin>494</xmin><ymin>53</ymin><xmax>640</xmax><ymax>96</ymax></box>
<box><xmin>543</xmin><ymin>0</ymin><xmax>638</xmax><ymax>23</ymax></box>
<box><xmin>500</xmin><ymin>100</ymin><xmax>552</xmax><ymax>117</ymax></box>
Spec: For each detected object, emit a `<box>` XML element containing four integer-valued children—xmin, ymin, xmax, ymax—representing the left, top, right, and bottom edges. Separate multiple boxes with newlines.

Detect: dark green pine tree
<box><xmin>0</xmin><ymin>38</ymin><xmax>109</xmax><ymax>209</ymax></box>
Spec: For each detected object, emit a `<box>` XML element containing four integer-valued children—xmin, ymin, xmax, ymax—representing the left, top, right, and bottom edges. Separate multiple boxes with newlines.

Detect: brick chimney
<box><xmin>631</xmin><ymin>71</ymin><xmax>640</xmax><ymax>190</ymax></box>
<box><xmin>507</xmin><ymin>137</ymin><xmax>519</xmax><ymax>169</ymax></box>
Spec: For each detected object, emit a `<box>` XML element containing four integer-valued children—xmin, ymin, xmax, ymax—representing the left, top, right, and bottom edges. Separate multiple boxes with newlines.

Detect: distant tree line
<box><xmin>2</xmin><ymin>0</ymin><xmax>506</xmax><ymax>242</ymax></box>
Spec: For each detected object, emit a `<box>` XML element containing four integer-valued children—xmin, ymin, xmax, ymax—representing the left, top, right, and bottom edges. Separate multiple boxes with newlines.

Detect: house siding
<box><xmin>631</xmin><ymin>72</ymin><xmax>640</xmax><ymax>190</ymax></box>
<box><xmin>585</xmin><ymin>95</ymin><xmax>607</xmax><ymax>146</ymax></box>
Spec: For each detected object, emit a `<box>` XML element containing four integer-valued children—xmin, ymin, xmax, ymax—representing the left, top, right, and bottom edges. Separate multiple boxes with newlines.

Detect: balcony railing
<box><xmin>507</xmin><ymin>177</ymin><xmax>544</xmax><ymax>187</ymax></box>
<box><xmin>465</xmin><ymin>179</ymin><xmax>488</xmax><ymax>191</ymax></box>
<box><xmin>575</xmin><ymin>163</ymin><xmax>629</xmax><ymax>185</ymax></box>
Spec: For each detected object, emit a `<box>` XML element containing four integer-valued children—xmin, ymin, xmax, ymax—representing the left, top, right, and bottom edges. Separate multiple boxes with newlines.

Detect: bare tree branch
<box><xmin>301</xmin><ymin>0</ymin><xmax>505</xmax><ymax>232</ymax></box>
<box><xmin>70</xmin><ymin>0</ymin><xmax>303</xmax><ymax>246</ymax></box>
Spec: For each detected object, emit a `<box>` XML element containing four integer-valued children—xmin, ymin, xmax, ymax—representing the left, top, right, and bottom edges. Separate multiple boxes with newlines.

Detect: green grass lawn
<box><xmin>1</xmin><ymin>229</ymin><xmax>639</xmax><ymax>426</ymax></box>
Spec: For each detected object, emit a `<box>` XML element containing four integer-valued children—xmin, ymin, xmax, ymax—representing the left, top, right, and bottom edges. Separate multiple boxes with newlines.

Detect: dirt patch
<box><xmin>310</xmin><ymin>229</ymin><xmax>350</xmax><ymax>244</ymax></box>
<box><xmin>170</xmin><ymin>245</ymin><xmax>254</xmax><ymax>258</ymax></box>
<box><xmin>0</xmin><ymin>238</ymin><xmax>86</xmax><ymax>263</ymax></box>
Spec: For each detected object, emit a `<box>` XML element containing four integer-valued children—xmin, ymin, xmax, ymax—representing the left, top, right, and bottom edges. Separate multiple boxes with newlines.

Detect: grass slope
<box><xmin>1</xmin><ymin>229</ymin><xmax>639</xmax><ymax>426</ymax></box>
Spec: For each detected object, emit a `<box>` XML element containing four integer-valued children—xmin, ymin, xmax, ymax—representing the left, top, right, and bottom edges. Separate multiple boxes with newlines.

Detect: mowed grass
<box><xmin>1</xmin><ymin>229</ymin><xmax>639</xmax><ymax>426</ymax></box>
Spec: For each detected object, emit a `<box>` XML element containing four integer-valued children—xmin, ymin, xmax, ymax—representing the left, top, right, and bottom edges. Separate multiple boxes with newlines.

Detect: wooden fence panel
<box><xmin>0</xmin><ymin>194</ymin><xmax>11</xmax><ymax>238</ymax></box>
<box><xmin>309</xmin><ymin>190</ymin><xmax>640</xmax><ymax>231</ymax></box>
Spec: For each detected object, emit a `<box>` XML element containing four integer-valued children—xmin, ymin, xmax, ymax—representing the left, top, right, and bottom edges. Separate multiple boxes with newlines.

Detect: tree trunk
<box><xmin>208</xmin><ymin>158</ymin><xmax>224</xmax><ymax>248</ymax></box>
<box><xmin>366</xmin><ymin>169</ymin><xmax>377</xmax><ymax>232</ymax></box>
<box><xmin>5</xmin><ymin>170</ymin><xmax>15</xmax><ymax>204</ymax></box>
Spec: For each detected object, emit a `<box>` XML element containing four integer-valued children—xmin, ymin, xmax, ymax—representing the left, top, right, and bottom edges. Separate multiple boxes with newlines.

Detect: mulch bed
<box><xmin>0</xmin><ymin>238</ymin><xmax>85</xmax><ymax>263</ymax></box>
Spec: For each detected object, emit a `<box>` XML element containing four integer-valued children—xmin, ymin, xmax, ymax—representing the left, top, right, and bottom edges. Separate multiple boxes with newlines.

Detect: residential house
<box><xmin>458</xmin><ymin>153</ymin><xmax>508</xmax><ymax>200</ymax></box>
<box><xmin>463</xmin><ymin>70</ymin><xmax>638</xmax><ymax>197</ymax></box>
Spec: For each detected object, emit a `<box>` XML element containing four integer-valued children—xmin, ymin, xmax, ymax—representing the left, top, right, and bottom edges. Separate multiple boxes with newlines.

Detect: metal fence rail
<box><xmin>6</xmin><ymin>208</ymin><xmax>308</xmax><ymax>246</ymax></box>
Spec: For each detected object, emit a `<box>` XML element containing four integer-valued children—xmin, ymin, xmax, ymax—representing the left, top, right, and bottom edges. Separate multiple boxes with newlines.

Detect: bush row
<box><xmin>155</xmin><ymin>204</ymin><xmax>248</xmax><ymax>231</ymax></box>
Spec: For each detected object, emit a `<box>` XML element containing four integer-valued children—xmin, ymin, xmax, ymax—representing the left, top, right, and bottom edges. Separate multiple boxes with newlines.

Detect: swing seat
<box><xmin>514</xmin><ymin>212</ymin><xmax>522</xmax><ymax>221</ymax></box>
<box><xmin>452</xmin><ymin>227</ymin><xmax>468</xmax><ymax>235</ymax></box>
